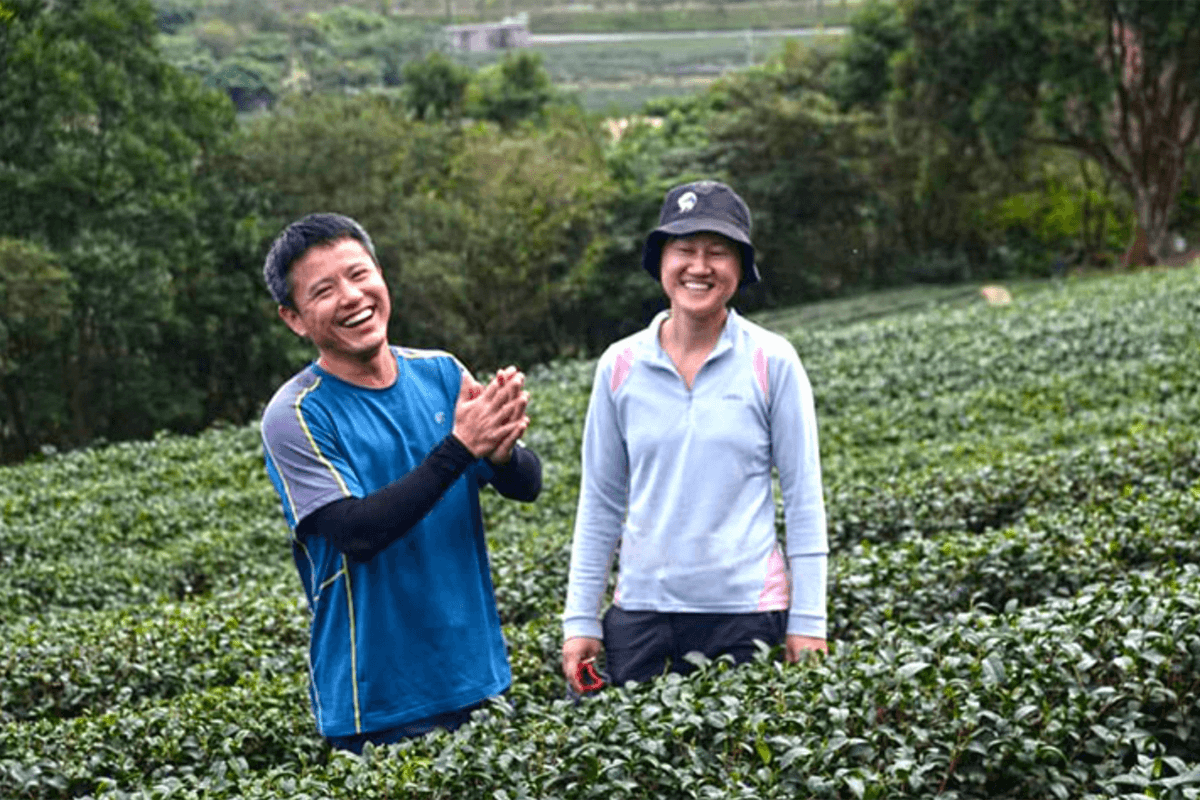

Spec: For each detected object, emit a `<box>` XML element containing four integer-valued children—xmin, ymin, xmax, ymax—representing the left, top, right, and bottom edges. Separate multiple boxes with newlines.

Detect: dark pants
<box><xmin>326</xmin><ymin>696</ymin><xmax>496</xmax><ymax>754</ymax></box>
<box><xmin>601</xmin><ymin>606</ymin><xmax>787</xmax><ymax>686</ymax></box>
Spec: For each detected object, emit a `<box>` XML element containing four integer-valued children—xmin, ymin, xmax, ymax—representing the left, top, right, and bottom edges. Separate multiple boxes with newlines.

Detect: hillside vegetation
<box><xmin>3</xmin><ymin>266</ymin><xmax>1199</xmax><ymax>798</ymax></box>
<box><xmin>12</xmin><ymin>0</ymin><xmax>1197</xmax><ymax>463</ymax></box>
<box><xmin>157</xmin><ymin>0</ymin><xmax>859</xmax><ymax>32</ymax></box>
<box><xmin>154</xmin><ymin>0</ymin><xmax>851</xmax><ymax>113</ymax></box>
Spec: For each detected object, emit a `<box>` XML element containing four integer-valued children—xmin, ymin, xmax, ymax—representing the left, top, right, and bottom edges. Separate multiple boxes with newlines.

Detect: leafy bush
<box><xmin>3</xmin><ymin>265</ymin><xmax>1200</xmax><ymax>798</ymax></box>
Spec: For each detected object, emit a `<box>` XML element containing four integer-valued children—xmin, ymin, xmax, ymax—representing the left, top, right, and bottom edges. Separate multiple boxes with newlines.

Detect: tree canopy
<box><xmin>3</xmin><ymin>0</ymin><xmax>1200</xmax><ymax>460</ymax></box>
<box><xmin>897</xmin><ymin>0</ymin><xmax>1200</xmax><ymax>263</ymax></box>
<box><xmin>0</xmin><ymin>0</ymin><xmax>293</xmax><ymax>460</ymax></box>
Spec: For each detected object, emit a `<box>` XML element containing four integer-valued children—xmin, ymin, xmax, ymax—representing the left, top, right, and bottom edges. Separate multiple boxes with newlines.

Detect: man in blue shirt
<box><xmin>259</xmin><ymin>213</ymin><xmax>541</xmax><ymax>752</ymax></box>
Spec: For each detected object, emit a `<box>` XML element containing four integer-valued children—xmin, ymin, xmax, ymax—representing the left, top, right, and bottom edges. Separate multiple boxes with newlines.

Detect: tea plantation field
<box><xmin>460</xmin><ymin>29</ymin><xmax>844</xmax><ymax>112</ymax></box>
<box><xmin>3</xmin><ymin>267</ymin><xmax>1200</xmax><ymax>799</ymax></box>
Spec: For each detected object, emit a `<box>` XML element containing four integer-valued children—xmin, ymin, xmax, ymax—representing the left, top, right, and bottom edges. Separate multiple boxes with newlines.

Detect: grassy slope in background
<box><xmin>2</xmin><ymin>267</ymin><xmax>1199</xmax><ymax>799</ymax></box>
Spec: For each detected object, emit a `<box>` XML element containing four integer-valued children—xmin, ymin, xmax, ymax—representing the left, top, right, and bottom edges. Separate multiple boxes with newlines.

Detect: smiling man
<box><xmin>259</xmin><ymin>213</ymin><xmax>542</xmax><ymax>752</ymax></box>
<box><xmin>561</xmin><ymin>180</ymin><xmax>828</xmax><ymax>693</ymax></box>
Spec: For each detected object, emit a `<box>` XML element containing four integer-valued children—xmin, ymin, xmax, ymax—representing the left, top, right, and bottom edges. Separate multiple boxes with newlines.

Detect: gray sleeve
<box><xmin>563</xmin><ymin>355</ymin><xmax>628</xmax><ymax>641</ymax></box>
<box><xmin>261</xmin><ymin>385</ymin><xmax>360</xmax><ymax>529</ymax></box>
<box><xmin>769</xmin><ymin>343</ymin><xmax>829</xmax><ymax>638</ymax></box>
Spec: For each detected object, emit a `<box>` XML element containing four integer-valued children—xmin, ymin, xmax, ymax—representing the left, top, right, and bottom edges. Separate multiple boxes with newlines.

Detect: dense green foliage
<box><xmin>155</xmin><ymin>1</ymin><xmax>442</xmax><ymax>104</ymax></box>
<box><xmin>227</xmin><ymin>92</ymin><xmax>614</xmax><ymax>370</ymax></box>
<box><xmin>402</xmin><ymin>50</ymin><xmax>472</xmax><ymax>120</ymax></box>
<box><xmin>8</xmin><ymin>0</ymin><xmax>1200</xmax><ymax>469</ymax></box>
<box><xmin>0</xmin><ymin>0</ymin><xmax>301</xmax><ymax>462</ymax></box>
<box><xmin>2</xmin><ymin>265</ymin><xmax>1199</xmax><ymax>798</ymax></box>
<box><xmin>151</xmin><ymin>0</ymin><xmax>852</xmax><ymax>113</ymax></box>
<box><xmin>891</xmin><ymin>0</ymin><xmax>1200</xmax><ymax>263</ymax></box>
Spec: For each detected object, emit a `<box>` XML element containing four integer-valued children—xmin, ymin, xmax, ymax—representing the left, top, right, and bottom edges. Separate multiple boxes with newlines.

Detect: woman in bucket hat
<box><xmin>561</xmin><ymin>180</ymin><xmax>829</xmax><ymax>693</ymax></box>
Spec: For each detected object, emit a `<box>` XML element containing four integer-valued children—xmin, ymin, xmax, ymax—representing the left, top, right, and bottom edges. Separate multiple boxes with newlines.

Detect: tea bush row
<box><xmin>8</xmin><ymin>418</ymin><xmax>1193</xmax><ymax>621</ymax></box>
<box><xmin>0</xmin><ymin>581</ymin><xmax>306</xmax><ymax>724</ymax></box>
<box><xmin>3</xmin><ymin>267</ymin><xmax>1199</xmax><ymax>798</ymax></box>
<box><xmin>826</xmin><ymin>424</ymin><xmax>1200</xmax><ymax>547</ymax></box>
<box><xmin>8</xmin><ymin>458</ymin><xmax>1197</xmax><ymax>728</ymax></box>
<box><xmin>5</xmin><ymin>568</ymin><xmax>1197</xmax><ymax>799</ymax></box>
<box><xmin>3</xmin><ymin>271</ymin><xmax>1195</xmax><ymax>617</ymax></box>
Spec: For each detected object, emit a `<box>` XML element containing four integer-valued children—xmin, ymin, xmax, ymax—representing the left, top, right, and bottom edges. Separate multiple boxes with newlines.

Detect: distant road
<box><xmin>528</xmin><ymin>26</ymin><xmax>847</xmax><ymax>45</ymax></box>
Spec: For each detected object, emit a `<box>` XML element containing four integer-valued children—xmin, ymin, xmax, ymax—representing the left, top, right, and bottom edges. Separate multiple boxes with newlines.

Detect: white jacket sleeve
<box><xmin>770</xmin><ymin>345</ymin><xmax>829</xmax><ymax>638</ymax></box>
<box><xmin>562</xmin><ymin>357</ymin><xmax>629</xmax><ymax>641</ymax></box>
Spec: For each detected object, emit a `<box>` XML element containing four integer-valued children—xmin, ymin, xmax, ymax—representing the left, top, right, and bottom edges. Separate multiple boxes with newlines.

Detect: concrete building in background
<box><xmin>445</xmin><ymin>14</ymin><xmax>530</xmax><ymax>52</ymax></box>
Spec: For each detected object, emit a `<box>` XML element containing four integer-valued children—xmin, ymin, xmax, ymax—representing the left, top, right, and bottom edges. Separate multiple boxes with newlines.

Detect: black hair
<box><xmin>262</xmin><ymin>213</ymin><xmax>377</xmax><ymax>307</ymax></box>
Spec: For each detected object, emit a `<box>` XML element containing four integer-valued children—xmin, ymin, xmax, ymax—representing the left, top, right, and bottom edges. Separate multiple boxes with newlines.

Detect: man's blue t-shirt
<box><xmin>260</xmin><ymin>346</ymin><xmax>510</xmax><ymax>738</ymax></box>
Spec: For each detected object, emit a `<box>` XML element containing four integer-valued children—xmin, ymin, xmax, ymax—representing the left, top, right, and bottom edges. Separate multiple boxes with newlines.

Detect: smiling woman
<box><xmin>562</xmin><ymin>179</ymin><xmax>829</xmax><ymax>694</ymax></box>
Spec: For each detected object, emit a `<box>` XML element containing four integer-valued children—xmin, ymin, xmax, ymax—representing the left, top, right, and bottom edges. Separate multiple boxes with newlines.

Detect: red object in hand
<box><xmin>575</xmin><ymin>658</ymin><xmax>605</xmax><ymax>693</ymax></box>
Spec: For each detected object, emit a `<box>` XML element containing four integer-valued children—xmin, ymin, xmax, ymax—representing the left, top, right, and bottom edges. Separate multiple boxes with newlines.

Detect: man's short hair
<box><xmin>263</xmin><ymin>213</ymin><xmax>378</xmax><ymax>307</ymax></box>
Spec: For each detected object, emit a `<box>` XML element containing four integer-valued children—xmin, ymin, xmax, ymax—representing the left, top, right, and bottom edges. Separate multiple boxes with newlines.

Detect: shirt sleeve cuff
<box><xmin>563</xmin><ymin>616</ymin><xmax>604</xmax><ymax>641</ymax></box>
<box><xmin>787</xmin><ymin>612</ymin><xmax>826</xmax><ymax>640</ymax></box>
<box><xmin>444</xmin><ymin>433</ymin><xmax>478</xmax><ymax>464</ymax></box>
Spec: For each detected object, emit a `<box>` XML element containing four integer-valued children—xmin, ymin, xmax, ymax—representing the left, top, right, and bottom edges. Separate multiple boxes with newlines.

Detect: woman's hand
<box><xmin>785</xmin><ymin>634</ymin><xmax>827</xmax><ymax>663</ymax></box>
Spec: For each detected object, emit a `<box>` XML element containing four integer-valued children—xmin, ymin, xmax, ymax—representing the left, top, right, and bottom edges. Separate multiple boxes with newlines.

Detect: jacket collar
<box><xmin>644</xmin><ymin>307</ymin><xmax>741</xmax><ymax>370</ymax></box>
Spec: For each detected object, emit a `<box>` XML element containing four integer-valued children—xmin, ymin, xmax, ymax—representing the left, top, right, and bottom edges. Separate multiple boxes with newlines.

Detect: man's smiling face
<box><xmin>279</xmin><ymin>237</ymin><xmax>392</xmax><ymax>368</ymax></box>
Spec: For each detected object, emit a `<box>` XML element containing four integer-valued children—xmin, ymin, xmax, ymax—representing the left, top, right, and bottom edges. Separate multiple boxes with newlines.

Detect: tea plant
<box><xmin>2</xmin><ymin>266</ymin><xmax>1199</xmax><ymax>798</ymax></box>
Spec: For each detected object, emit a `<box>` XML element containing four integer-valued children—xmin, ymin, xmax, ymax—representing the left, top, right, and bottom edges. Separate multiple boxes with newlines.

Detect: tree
<box><xmin>234</xmin><ymin>94</ymin><xmax>616</xmax><ymax>370</ymax></box>
<box><xmin>835</xmin><ymin>0</ymin><xmax>1064</xmax><ymax>280</ymax></box>
<box><xmin>466</xmin><ymin>51</ymin><xmax>556</xmax><ymax>130</ymax></box>
<box><xmin>231</xmin><ymin>92</ymin><xmax>457</xmax><ymax>264</ymax></box>
<box><xmin>0</xmin><ymin>239</ymin><xmax>73</xmax><ymax>457</ymax></box>
<box><xmin>0</xmin><ymin>0</ymin><xmax>273</xmax><ymax>459</ymax></box>
<box><xmin>830</xmin><ymin>0</ymin><xmax>908</xmax><ymax>112</ymax></box>
<box><xmin>403</xmin><ymin>51</ymin><xmax>472</xmax><ymax>120</ymax></box>
<box><xmin>206</xmin><ymin>62</ymin><xmax>276</xmax><ymax>111</ymax></box>
<box><xmin>231</xmin><ymin>92</ymin><xmax>462</xmax><ymax>353</ymax></box>
<box><xmin>0</xmin><ymin>0</ymin><xmax>232</xmax><ymax>249</ymax></box>
<box><xmin>397</xmin><ymin>109</ymin><xmax>616</xmax><ymax>368</ymax></box>
<box><xmin>986</xmin><ymin>151</ymin><xmax>1127</xmax><ymax>273</ymax></box>
<box><xmin>899</xmin><ymin>0</ymin><xmax>1200</xmax><ymax>264</ymax></box>
<box><xmin>689</xmin><ymin>42</ymin><xmax>881</xmax><ymax>302</ymax></box>
<box><xmin>153</xmin><ymin>0</ymin><xmax>199</xmax><ymax>34</ymax></box>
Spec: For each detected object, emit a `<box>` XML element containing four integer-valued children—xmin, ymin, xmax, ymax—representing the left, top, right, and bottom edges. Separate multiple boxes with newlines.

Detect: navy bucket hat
<box><xmin>641</xmin><ymin>180</ymin><xmax>759</xmax><ymax>285</ymax></box>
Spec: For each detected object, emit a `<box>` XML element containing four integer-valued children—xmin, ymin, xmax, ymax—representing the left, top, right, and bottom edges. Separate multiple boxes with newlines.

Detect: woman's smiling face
<box><xmin>659</xmin><ymin>231</ymin><xmax>742</xmax><ymax>321</ymax></box>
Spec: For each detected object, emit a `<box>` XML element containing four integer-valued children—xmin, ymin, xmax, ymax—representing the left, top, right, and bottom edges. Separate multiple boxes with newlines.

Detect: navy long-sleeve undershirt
<box><xmin>296</xmin><ymin>436</ymin><xmax>541</xmax><ymax>562</ymax></box>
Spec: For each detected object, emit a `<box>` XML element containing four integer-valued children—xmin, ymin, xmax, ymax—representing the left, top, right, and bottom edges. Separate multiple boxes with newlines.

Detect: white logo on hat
<box><xmin>677</xmin><ymin>192</ymin><xmax>698</xmax><ymax>213</ymax></box>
